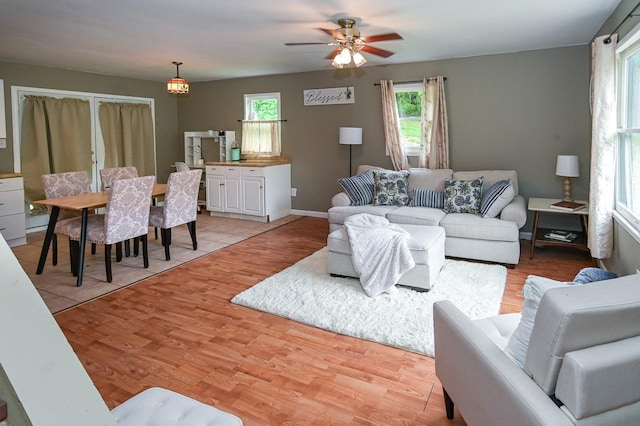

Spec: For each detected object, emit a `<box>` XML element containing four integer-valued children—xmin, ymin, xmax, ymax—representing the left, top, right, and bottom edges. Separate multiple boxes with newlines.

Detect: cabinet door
<box><xmin>206</xmin><ymin>174</ymin><xmax>224</xmax><ymax>212</ymax></box>
<box><xmin>242</xmin><ymin>176</ymin><xmax>265</xmax><ymax>216</ymax></box>
<box><xmin>224</xmin><ymin>176</ymin><xmax>242</xmax><ymax>213</ymax></box>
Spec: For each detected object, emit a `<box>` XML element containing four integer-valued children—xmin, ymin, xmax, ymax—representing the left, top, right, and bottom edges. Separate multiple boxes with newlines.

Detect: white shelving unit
<box><xmin>218</xmin><ymin>131</ymin><xmax>236</xmax><ymax>163</ymax></box>
<box><xmin>184</xmin><ymin>130</ymin><xmax>237</xmax><ymax>165</ymax></box>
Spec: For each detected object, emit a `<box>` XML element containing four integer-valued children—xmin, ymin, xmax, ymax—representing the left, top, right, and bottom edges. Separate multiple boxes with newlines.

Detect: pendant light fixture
<box><xmin>167</xmin><ymin>61</ymin><xmax>189</xmax><ymax>94</ymax></box>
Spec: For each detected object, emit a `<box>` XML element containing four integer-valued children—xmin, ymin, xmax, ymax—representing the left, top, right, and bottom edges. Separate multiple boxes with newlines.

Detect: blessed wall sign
<box><xmin>303</xmin><ymin>87</ymin><xmax>355</xmax><ymax>106</ymax></box>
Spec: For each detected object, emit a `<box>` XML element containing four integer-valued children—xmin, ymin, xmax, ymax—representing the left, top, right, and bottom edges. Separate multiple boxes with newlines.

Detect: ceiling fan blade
<box><xmin>361</xmin><ymin>45</ymin><xmax>395</xmax><ymax>58</ymax></box>
<box><xmin>285</xmin><ymin>42</ymin><xmax>334</xmax><ymax>46</ymax></box>
<box><xmin>324</xmin><ymin>48</ymin><xmax>341</xmax><ymax>60</ymax></box>
<box><xmin>361</xmin><ymin>33</ymin><xmax>403</xmax><ymax>43</ymax></box>
<box><xmin>317</xmin><ymin>27</ymin><xmax>345</xmax><ymax>41</ymax></box>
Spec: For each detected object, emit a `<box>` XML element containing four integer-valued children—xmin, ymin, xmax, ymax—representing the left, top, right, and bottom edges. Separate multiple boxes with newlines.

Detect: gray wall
<box><xmin>0</xmin><ymin>61</ymin><xmax>180</xmax><ymax>183</ymax></box>
<box><xmin>179</xmin><ymin>46</ymin><xmax>592</xmax><ymax>231</ymax></box>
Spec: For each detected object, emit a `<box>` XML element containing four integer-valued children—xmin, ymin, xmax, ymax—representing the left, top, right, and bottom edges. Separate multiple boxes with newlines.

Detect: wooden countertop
<box><xmin>205</xmin><ymin>157</ymin><xmax>291</xmax><ymax>167</ymax></box>
<box><xmin>0</xmin><ymin>172</ymin><xmax>22</xmax><ymax>179</ymax></box>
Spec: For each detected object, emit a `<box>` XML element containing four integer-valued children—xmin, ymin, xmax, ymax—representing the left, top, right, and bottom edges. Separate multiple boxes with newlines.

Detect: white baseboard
<box><xmin>291</xmin><ymin>209</ymin><xmax>328</xmax><ymax>219</ymax></box>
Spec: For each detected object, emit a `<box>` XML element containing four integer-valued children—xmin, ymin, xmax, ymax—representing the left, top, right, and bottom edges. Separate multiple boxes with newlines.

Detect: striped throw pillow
<box><xmin>480</xmin><ymin>180</ymin><xmax>515</xmax><ymax>218</ymax></box>
<box><xmin>338</xmin><ymin>171</ymin><xmax>375</xmax><ymax>206</ymax></box>
<box><xmin>410</xmin><ymin>188</ymin><xmax>444</xmax><ymax>208</ymax></box>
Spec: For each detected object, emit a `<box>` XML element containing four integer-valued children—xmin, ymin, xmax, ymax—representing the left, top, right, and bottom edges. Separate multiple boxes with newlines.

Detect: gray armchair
<box><xmin>434</xmin><ymin>273</ymin><xmax>640</xmax><ymax>426</ymax></box>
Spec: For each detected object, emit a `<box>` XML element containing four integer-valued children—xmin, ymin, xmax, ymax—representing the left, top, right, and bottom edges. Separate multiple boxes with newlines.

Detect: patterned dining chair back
<box><xmin>175</xmin><ymin>162</ymin><xmax>190</xmax><ymax>172</ymax></box>
<box><xmin>41</xmin><ymin>171</ymin><xmax>91</xmax><ymax>221</ymax></box>
<box><xmin>103</xmin><ymin>176</ymin><xmax>155</xmax><ymax>245</ymax></box>
<box><xmin>100</xmin><ymin>166</ymin><xmax>139</xmax><ymax>190</ymax></box>
<box><xmin>161</xmin><ymin>170</ymin><xmax>202</xmax><ymax>229</ymax></box>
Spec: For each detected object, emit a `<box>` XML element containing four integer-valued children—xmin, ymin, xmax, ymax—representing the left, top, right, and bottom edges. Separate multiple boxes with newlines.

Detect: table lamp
<box><xmin>556</xmin><ymin>155</ymin><xmax>579</xmax><ymax>202</ymax></box>
<box><xmin>339</xmin><ymin>127</ymin><xmax>362</xmax><ymax>176</ymax></box>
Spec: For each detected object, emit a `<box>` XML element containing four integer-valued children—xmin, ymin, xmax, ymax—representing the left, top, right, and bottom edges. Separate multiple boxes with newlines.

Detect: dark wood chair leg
<box><xmin>154</xmin><ymin>227</ymin><xmax>158</xmax><ymax>240</ymax></box>
<box><xmin>142</xmin><ymin>235</ymin><xmax>149</xmax><ymax>268</ymax></box>
<box><xmin>69</xmin><ymin>239</ymin><xmax>78</xmax><ymax>276</ymax></box>
<box><xmin>52</xmin><ymin>234</ymin><xmax>58</xmax><ymax>266</ymax></box>
<box><xmin>444</xmin><ymin>389</ymin><xmax>455</xmax><ymax>420</ymax></box>
<box><xmin>124</xmin><ymin>239</ymin><xmax>131</xmax><ymax>257</ymax></box>
<box><xmin>115</xmin><ymin>242</ymin><xmax>123</xmax><ymax>262</ymax></box>
<box><xmin>187</xmin><ymin>221</ymin><xmax>197</xmax><ymax>250</ymax></box>
<box><xmin>133</xmin><ymin>237</ymin><xmax>140</xmax><ymax>257</ymax></box>
<box><xmin>105</xmin><ymin>244</ymin><xmax>112</xmax><ymax>283</ymax></box>
<box><xmin>160</xmin><ymin>228</ymin><xmax>171</xmax><ymax>261</ymax></box>
<box><xmin>91</xmin><ymin>243</ymin><xmax>96</xmax><ymax>255</ymax></box>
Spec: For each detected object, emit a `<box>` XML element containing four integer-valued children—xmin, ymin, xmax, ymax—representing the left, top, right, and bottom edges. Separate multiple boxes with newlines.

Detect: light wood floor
<box><xmin>54</xmin><ymin>216</ymin><xmax>593</xmax><ymax>425</ymax></box>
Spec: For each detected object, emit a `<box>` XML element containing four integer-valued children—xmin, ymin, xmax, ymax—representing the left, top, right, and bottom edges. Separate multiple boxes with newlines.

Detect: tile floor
<box><xmin>11</xmin><ymin>214</ymin><xmax>301</xmax><ymax>314</ymax></box>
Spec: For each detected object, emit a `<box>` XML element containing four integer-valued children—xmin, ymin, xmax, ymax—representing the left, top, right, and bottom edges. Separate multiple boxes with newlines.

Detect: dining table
<box><xmin>33</xmin><ymin>183</ymin><xmax>167</xmax><ymax>287</ymax></box>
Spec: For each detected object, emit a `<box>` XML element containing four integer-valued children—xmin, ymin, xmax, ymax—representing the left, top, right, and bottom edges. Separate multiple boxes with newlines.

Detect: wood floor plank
<box><xmin>53</xmin><ymin>216</ymin><xmax>593</xmax><ymax>425</ymax></box>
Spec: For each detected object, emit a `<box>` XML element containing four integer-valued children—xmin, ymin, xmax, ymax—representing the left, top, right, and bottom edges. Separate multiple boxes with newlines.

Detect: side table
<box><xmin>528</xmin><ymin>197</ymin><xmax>589</xmax><ymax>260</ymax></box>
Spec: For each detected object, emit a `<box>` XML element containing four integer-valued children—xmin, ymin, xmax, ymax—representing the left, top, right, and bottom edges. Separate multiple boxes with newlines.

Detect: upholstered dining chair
<box><xmin>60</xmin><ymin>176</ymin><xmax>156</xmax><ymax>283</ymax></box>
<box><xmin>175</xmin><ymin>161</ymin><xmax>190</xmax><ymax>172</ymax></box>
<box><xmin>149</xmin><ymin>169</ymin><xmax>202</xmax><ymax>261</ymax></box>
<box><xmin>99</xmin><ymin>166</ymin><xmax>138</xmax><ymax>190</ymax></box>
<box><xmin>41</xmin><ymin>171</ymin><xmax>96</xmax><ymax>267</ymax></box>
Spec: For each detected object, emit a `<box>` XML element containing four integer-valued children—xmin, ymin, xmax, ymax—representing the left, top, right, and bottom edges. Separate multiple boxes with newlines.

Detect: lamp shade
<box><xmin>556</xmin><ymin>155</ymin><xmax>579</xmax><ymax>177</ymax></box>
<box><xmin>339</xmin><ymin>127</ymin><xmax>362</xmax><ymax>145</ymax></box>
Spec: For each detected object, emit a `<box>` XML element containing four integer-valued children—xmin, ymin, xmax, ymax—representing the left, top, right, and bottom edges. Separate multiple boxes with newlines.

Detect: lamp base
<box><xmin>562</xmin><ymin>177</ymin><xmax>574</xmax><ymax>202</ymax></box>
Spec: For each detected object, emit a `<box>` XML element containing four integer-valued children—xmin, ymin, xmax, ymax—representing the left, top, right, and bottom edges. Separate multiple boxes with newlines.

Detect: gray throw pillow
<box><xmin>372</xmin><ymin>170</ymin><xmax>410</xmax><ymax>206</ymax></box>
<box><xmin>338</xmin><ymin>171</ymin><xmax>375</xmax><ymax>206</ymax></box>
<box><xmin>443</xmin><ymin>177</ymin><xmax>484</xmax><ymax>213</ymax></box>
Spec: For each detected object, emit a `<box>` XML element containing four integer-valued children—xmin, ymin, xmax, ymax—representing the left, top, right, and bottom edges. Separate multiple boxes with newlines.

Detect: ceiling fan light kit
<box><xmin>285</xmin><ymin>18</ymin><xmax>402</xmax><ymax>69</ymax></box>
<box><xmin>167</xmin><ymin>61</ymin><xmax>189</xmax><ymax>94</ymax></box>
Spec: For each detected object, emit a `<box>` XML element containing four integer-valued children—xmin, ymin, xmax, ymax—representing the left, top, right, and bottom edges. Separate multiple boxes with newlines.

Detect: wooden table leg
<box><xmin>529</xmin><ymin>211</ymin><xmax>540</xmax><ymax>260</ymax></box>
<box><xmin>76</xmin><ymin>208</ymin><xmax>89</xmax><ymax>287</ymax></box>
<box><xmin>36</xmin><ymin>206</ymin><xmax>59</xmax><ymax>274</ymax></box>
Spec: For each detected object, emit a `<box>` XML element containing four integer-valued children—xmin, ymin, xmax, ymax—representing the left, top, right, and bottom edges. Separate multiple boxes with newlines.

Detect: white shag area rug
<box><xmin>231</xmin><ymin>247</ymin><xmax>507</xmax><ymax>357</ymax></box>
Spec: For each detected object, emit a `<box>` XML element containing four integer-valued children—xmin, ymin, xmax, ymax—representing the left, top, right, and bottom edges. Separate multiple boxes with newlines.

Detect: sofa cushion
<box><xmin>503</xmin><ymin>276</ymin><xmax>567</xmax><ymax>368</ymax></box>
<box><xmin>443</xmin><ymin>177</ymin><xmax>484</xmax><ymax>213</ymax></box>
<box><xmin>409</xmin><ymin>188</ymin><xmax>444</xmax><ymax>208</ymax></box>
<box><xmin>474</xmin><ymin>313</ymin><xmax>522</xmax><ymax>350</ymax></box>
<box><xmin>338</xmin><ymin>171</ymin><xmax>375</xmax><ymax>206</ymax></box>
<box><xmin>408</xmin><ymin>168</ymin><xmax>453</xmax><ymax>196</ymax></box>
<box><xmin>372</xmin><ymin>170</ymin><xmax>410</xmax><ymax>206</ymax></box>
<box><xmin>480</xmin><ymin>180</ymin><xmax>515</xmax><ymax>218</ymax></box>
<box><xmin>453</xmin><ymin>170</ymin><xmax>519</xmax><ymax>196</ymax></box>
<box><xmin>385</xmin><ymin>206</ymin><xmax>447</xmax><ymax>226</ymax></box>
<box><xmin>439</xmin><ymin>213</ymin><xmax>519</xmax><ymax>241</ymax></box>
<box><xmin>328</xmin><ymin>205</ymin><xmax>399</xmax><ymax>226</ymax></box>
<box><xmin>525</xmin><ymin>274</ymin><xmax>640</xmax><ymax>396</ymax></box>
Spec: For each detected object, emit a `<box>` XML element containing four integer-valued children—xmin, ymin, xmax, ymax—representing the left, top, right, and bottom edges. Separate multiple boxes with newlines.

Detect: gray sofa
<box><xmin>328</xmin><ymin>165</ymin><xmax>527</xmax><ymax>266</ymax></box>
<box><xmin>433</xmin><ymin>273</ymin><xmax>640</xmax><ymax>425</ymax></box>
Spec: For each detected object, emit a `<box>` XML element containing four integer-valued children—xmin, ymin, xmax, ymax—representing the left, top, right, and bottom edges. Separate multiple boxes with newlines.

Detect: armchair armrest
<box><xmin>434</xmin><ymin>300</ymin><xmax>572</xmax><ymax>426</ymax></box>
<box><xmin>331</xmin><ymin>192</ymin><xmax>351</xmax><ymax>207</ymax></box>
<box><xmin>500</xmin><ymin>194</ymin><xmax>526</xmax><ymax>228</ymax></box>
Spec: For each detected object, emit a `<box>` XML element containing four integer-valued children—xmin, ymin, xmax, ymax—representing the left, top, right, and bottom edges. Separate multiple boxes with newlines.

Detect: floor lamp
<box><xmin>339</xmin><ymin>127</ymin><xmax>362</xmax><ymax>176</ymax></box>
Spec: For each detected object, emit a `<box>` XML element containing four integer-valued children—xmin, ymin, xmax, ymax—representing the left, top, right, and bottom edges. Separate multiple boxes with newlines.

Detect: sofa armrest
<box><xmin>434</xmin><ymin>300</ymin><xmax>572</xmax><ymax>426</ymax></box>
<box><xmin>500</xmin><ymin>194</ymin><xmax>526</xmax><ymax>228</ymax></box>
<box><xmin>331</xmin><ymin>192</ymin><xmax>351</xmax><ymax>207</ymax></box>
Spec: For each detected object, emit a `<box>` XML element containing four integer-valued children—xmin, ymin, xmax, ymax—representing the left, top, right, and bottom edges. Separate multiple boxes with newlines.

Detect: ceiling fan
<box><xmin>285</xmin><ymin>18</ymin><xmax>403</xmax><ymax>68</ymax></box>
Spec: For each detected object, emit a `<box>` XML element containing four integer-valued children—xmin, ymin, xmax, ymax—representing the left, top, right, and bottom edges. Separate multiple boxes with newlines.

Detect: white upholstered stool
<box><xmin>111</xmin><ymin>387</ymin><xmax>243</xmax><ymax>426</ymax></box>
<box><xmin>327</xmin><ymin>224</ymin><xmax>446</xmax><ymax>291</ymax></box>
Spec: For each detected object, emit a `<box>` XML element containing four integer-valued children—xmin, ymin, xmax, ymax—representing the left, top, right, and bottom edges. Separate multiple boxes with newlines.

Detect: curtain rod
<box><xmin>604</xmin><ymin>1</ymin><xmax>640</xmax><ymax>44</ymax></box>
<box><xmin>237</xmin><ymin>119</ymin><xmax>287</xmax><ymax>122</ymax></box>
<box><xmin>373</xmin><ymin>77</ymin><xmax>447</xmax><ymax>86</ymax></box>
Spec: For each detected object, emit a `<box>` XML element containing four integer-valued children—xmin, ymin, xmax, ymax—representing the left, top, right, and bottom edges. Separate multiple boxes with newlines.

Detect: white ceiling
<box><xmin>0</xmin><ymin>0</ymin><xmax>621</xmax><ymax>83</ymax></box>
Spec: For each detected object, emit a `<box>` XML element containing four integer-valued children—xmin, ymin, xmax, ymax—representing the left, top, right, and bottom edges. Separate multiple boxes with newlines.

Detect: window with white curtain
<box><xmin>392</xmin><ymin>83</ymin><xmax>421</xmax><ymax>156</ymax></box>
<box><xmin>616</xmin><ymin>31</ymin><xmax>640</xmax><ymax>236</ymax></box>
<box><xmin>242</xmin><ymin>92</ymin><xmax>281</xmax><ymax>156</ymax></box>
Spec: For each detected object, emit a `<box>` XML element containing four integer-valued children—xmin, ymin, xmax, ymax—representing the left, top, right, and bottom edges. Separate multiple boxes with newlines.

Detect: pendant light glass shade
<box><xmin>167</xmin><ymin>61</ymin><xmax>189</xmax><ymax>94</ymax></box>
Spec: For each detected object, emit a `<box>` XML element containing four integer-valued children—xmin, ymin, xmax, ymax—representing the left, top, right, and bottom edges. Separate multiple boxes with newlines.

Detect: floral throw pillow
<box><xmin>372</xmin><ymin>170</ymin><xmax>410</xmax><ymax>206</ymax></box>
<box><xmin>443</xmin><ymin>177</ymin><xmax>484</xmax><ymax>213</ymax></box>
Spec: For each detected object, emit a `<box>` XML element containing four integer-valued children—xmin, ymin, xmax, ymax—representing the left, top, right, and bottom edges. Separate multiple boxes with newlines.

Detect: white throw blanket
<box><xmin>344</xmin><ymin>213</ymin><xmax>415</xmax><ymax>297</ymax></box>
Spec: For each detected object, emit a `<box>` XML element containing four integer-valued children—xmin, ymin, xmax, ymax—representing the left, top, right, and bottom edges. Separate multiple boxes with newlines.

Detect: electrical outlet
<box><xmin>291</xmin><ymin>188</ymin><xmax>297</xmax><ymax>197</ymax></box>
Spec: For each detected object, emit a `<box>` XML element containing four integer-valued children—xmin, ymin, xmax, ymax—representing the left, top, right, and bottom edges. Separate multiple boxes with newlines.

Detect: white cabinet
<box><xmin>0</xmin><ymin>176</ymin><xmax>26</xmax><ymax>246</ymax></box>
<box><xmin>0</xmin><ymin>79</ymin><xmax>6</xmax><ymax>140</ymax></box>
<box><xmin>205</xmin><ymin>164</ymin><xmax>290</xmax><ymax>222</ymax></box>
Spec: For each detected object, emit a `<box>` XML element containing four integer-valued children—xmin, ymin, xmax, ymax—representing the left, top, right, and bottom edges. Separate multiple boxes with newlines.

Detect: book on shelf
<box><xmin>544</xmin><ymin>230</ymin><xmax>577</xmax><ymax>242</ymax></box>
<box><xmin>549</xmin><ymin>200</ymin><xmax>586</xmax><ymax>212</ymax></box>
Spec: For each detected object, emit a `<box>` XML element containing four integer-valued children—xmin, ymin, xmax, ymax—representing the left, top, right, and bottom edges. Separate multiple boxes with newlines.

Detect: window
<box><xmin>242</xmin><ymin>92</ymin><xmax>281</xmax><ymax>156</ymax></box>
<box><xmin>616</xmin><ymin>35</ymin><xmax>640</xmax><ymax>234</ymax></box>
<box><xmin>393</xmin><ymin>83</ymin><xmax>422</xmax><ymax>156</ymax></box>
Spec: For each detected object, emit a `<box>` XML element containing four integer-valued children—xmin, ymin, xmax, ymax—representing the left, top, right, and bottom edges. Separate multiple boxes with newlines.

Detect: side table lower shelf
<box><xmin>533</xmin><ymin>227</ymin><xmax>589</xmax><ymax>253</ymax></box>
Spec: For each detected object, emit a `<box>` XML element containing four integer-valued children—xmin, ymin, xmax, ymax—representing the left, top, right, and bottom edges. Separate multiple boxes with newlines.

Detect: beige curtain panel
<box><xmin>21</xmin><ymin>96</ymin><xmax>92</xmax><ymax>213</ymax></box>
<box><xmin>380</xmin><ymin>80</ymin><xmax>408</xmax><ymax>170</ymax></box>
<box><xmin>241</xmin><ymin>120</ymin><xmax>281</xmax><ymax>156</ymax></box>
<box><xmin>420</xmin><ymin>76</ymin><xmax>450</xmax><ymax>169</ymax></box>
<box><xmin>99</xmin><ymin>102</ymin><xmax>155</xmax><ymax>176</ymax></box>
